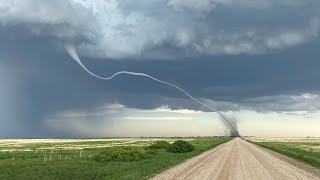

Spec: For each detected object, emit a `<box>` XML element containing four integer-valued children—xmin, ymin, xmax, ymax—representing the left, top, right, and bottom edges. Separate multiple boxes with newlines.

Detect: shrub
<box><xmin>167</xmin><ymin>140</ymin><xmax>194</xmax><ymax>153</ymax></box>
<box><xmin>145</xmin><ymin>148</ymin><xmax>158</xmax><ymax>155</ymax></box>
<box><xmin>148</xmin><ymin>141</ymin><xmax>170</xmax><ymax>149</ymax></box>
<box><xmin>93</xmin><ymin>147</ymin><xmax>147</xmax><ymax>162</ymax></box>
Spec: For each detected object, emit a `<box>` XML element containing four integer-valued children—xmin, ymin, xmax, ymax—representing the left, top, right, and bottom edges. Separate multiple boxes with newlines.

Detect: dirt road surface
<box><xmin>152</xmin><ymin>138</ymin><xmax>320</xmax><ymax>180</ymax></box>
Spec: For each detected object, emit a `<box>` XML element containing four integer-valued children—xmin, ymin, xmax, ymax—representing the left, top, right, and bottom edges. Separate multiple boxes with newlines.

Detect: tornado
<box><xmin>222</xmin><ymin>115</ymin><xmax>239</xmax><ymax>137</ymax></box>
<box><xmin>65</xmin><ymin>44</ymin><xmax>240</xmax><ymax>137</ymax></box>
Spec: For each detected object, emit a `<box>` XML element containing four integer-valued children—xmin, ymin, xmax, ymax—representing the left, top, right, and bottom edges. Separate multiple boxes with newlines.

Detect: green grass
<box><xmin>148</xmin><ymin>141</ymin><xmax>170</xmax><ymax>150</ymax></box>
<box><xmin>0</xmin><ymin>137</ymin><xmax>231</xmax><ymax>180</ymax></box>
<box><xmin>251</xmin><ymin>141</ymin><xmax>320</xmax><ymax>168</ymax></box>
<box><xmin>167</xmin><ymin>140</ymin><xmax>194</xmax><ymax>153</ymax></box>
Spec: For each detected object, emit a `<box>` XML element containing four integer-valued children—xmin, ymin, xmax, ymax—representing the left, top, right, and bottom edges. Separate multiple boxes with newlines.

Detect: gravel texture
<box><xmin>152</xmin><ymin>138</ymin><xmax>320</xmax><ymax>180</ymax></box>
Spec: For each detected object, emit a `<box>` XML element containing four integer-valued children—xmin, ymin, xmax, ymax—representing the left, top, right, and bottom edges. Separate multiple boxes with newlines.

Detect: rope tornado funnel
<box><xmin>65</xmin><ymin>44</ymin><xmax>239</xmax><ymax>137</ymax></box>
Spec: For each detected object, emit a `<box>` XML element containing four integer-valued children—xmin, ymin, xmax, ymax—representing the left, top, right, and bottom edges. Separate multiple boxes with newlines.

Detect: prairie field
<box><xmin>0</xmin><ymin>137</ymin><xmax>231</xmax><ymax>180</ymax></box>
<box><xmin>246</xmin><ymin>137</ymin><xmax>320</xmax><ymax>168</ymax></box>
<box><xmin>0</xmin><ymin>138</ymin><xmax>185</xmax><ymax>152</ymax></box>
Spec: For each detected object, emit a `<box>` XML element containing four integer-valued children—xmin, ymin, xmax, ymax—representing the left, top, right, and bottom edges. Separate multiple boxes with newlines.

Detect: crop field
<box><xmin>246</xmin><ymin>137</ymin><xmax>320</xmax><ymax>168</ymax></box>
<box><xmin>0</xmin><ymin>137</ymin><xmax>231</xmax><ymax>179</ymax></box>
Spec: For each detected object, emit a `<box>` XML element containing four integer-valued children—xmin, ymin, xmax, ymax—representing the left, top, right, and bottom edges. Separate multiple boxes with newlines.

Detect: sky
<box><xmin>0</xmin><ymin>0</ymin><xmax>320</xmax><ymax>137</ymax></box>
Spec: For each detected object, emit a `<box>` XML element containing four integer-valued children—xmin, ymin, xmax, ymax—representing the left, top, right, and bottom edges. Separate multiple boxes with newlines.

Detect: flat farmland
<box><xmin>247</xmin><ymin>137</ymin><xmax>320</xmax><ymax>168</ymax></box>
<box><xmin>0</xmin><ymin>137</ymin><xmax>231</xmax><ymax>179</ymax></box>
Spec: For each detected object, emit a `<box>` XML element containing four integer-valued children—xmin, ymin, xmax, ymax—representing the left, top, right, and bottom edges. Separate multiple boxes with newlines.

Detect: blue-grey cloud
<box><xmin>0</xmin><ymin>0</ymin><xmax>320</xmax><ymax>59</ymax></box>
<box><xmin>1</xmin><ymin>1</ymin><xmax>320</xmax><ymax>137</ymax></box>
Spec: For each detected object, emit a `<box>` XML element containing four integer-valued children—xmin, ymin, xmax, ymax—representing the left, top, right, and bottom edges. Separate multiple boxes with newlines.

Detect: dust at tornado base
<box><xmin>152</xmin><ymin>138</ymin><xmax>320</xmax><ymax>180</ymax></box>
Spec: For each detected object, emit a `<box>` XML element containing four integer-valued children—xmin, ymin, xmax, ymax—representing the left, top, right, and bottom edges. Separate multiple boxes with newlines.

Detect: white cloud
<box><xmin>232</xmin><ymin>110</ymin><xmax>320</xmax><ymax>137</ymax></box>
<box><xmin>124</xmin><ymin>116</ymin><xmax>193</xmax><ymax>120</ymax></box>
<box><xmin>45</xmin><ymin>103</ymin><xmax>226</xmax><ymax>137</ymax></box>
<box><xmin>51</xmin><ymin>104</ymin><xmax>202</xmax><ymax>119</ymax></box>
<box><xmin>45</xmin><ymin>102</ymin><xmax>320</xmax><ymax>137</ymax></box>
<box><xmin>0</xmin><ymin>0</ymin><xmax>96</xmax><ymax>39</ymax></box>
<box><xmin>0</xmin><ymin>0</ymin><xmax>319</xmax><ymax>59</ymax></box>
<box><xmin>154</xmin><ymin>106</ymin><xmax>202</xmax><ymax>114</ymax></box>
<box><xmin>167</xmin><ymin>0</ymin><xmax>231</xmax><ymax>16</ymax></box>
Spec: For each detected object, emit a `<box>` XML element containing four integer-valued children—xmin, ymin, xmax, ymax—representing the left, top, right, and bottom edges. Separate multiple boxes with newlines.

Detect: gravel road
<box><xmin>152</xmin><ymin>138</ymin><xmax>320</xmax><ymax>180</ymax></box>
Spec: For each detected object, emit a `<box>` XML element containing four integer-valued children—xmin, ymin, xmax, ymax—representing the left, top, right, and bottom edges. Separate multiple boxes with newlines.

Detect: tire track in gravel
<box><xmin>152</xmin><ymin>138</ymin><xmax>320</xmax><ymax>180</ymax></box>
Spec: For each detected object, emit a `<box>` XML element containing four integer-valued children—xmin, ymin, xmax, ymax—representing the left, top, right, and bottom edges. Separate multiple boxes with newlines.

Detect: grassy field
<box><xmin>247</xmin><ymin>137</ymin><xmax>320</xmax><ymax>168</ymax></box>
<box><xmin>0</xmin><ymin>137</ymin><xmax>231</xmax><ymax>179</ymax></box>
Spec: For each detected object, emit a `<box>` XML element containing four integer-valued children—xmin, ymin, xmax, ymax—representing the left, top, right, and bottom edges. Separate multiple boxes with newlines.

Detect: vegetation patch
<box><xmin>145</xmin><ymin>148</ymin><xmax>158</xmax><ymax>155</ymax></box>
<box><xmin>251</xmin><ymin>141</ymin><xmax>320</xmax><ymax>168</ymax></box>
<box><xmin>167</xmin><ymin>140</ymin><xmax>194</xmax><ymax>153</ymax></box>
<box><xmin>0</xmin><ymin>137</ymin><xmax>231</xmax><ymax>179</ymax></box>
<box><xmin>93</xmin><ymin>147</ymin><xmax>147</xmax><ymax>162</ymax></box>
<box><xmin>148</xmin><ymin>140</ymin><xmax>170</xmax><ymax>149</ymax></box>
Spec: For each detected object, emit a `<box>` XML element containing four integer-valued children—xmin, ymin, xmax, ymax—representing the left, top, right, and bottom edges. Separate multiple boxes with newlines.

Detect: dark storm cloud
<box><xmin>1</xmin><ymin>0</ymin><xmax>320</xmax><ymax>59</ymax></box>
<box><xmin>1</xmin><ymin>0</ymin><xmax>320</xmax><ymax>137</ymax></box>
<box><xmin>1</xmin><ymin>23</ymin><xmax>320</xmax><ymax>137</ymax></box>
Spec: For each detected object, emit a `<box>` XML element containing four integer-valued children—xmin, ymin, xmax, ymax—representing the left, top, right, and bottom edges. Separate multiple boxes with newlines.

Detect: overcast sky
<box><xmin>0</xmin><ymin>0</ymin><xmax>320</xmax><ymax>137</ymax></box>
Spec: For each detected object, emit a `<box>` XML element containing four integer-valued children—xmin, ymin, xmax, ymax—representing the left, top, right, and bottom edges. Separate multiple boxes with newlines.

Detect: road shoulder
<box><xmin>246</xmin><ymin>139</ymin><xmax>320</xmax><ymax>178</ymax></box>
